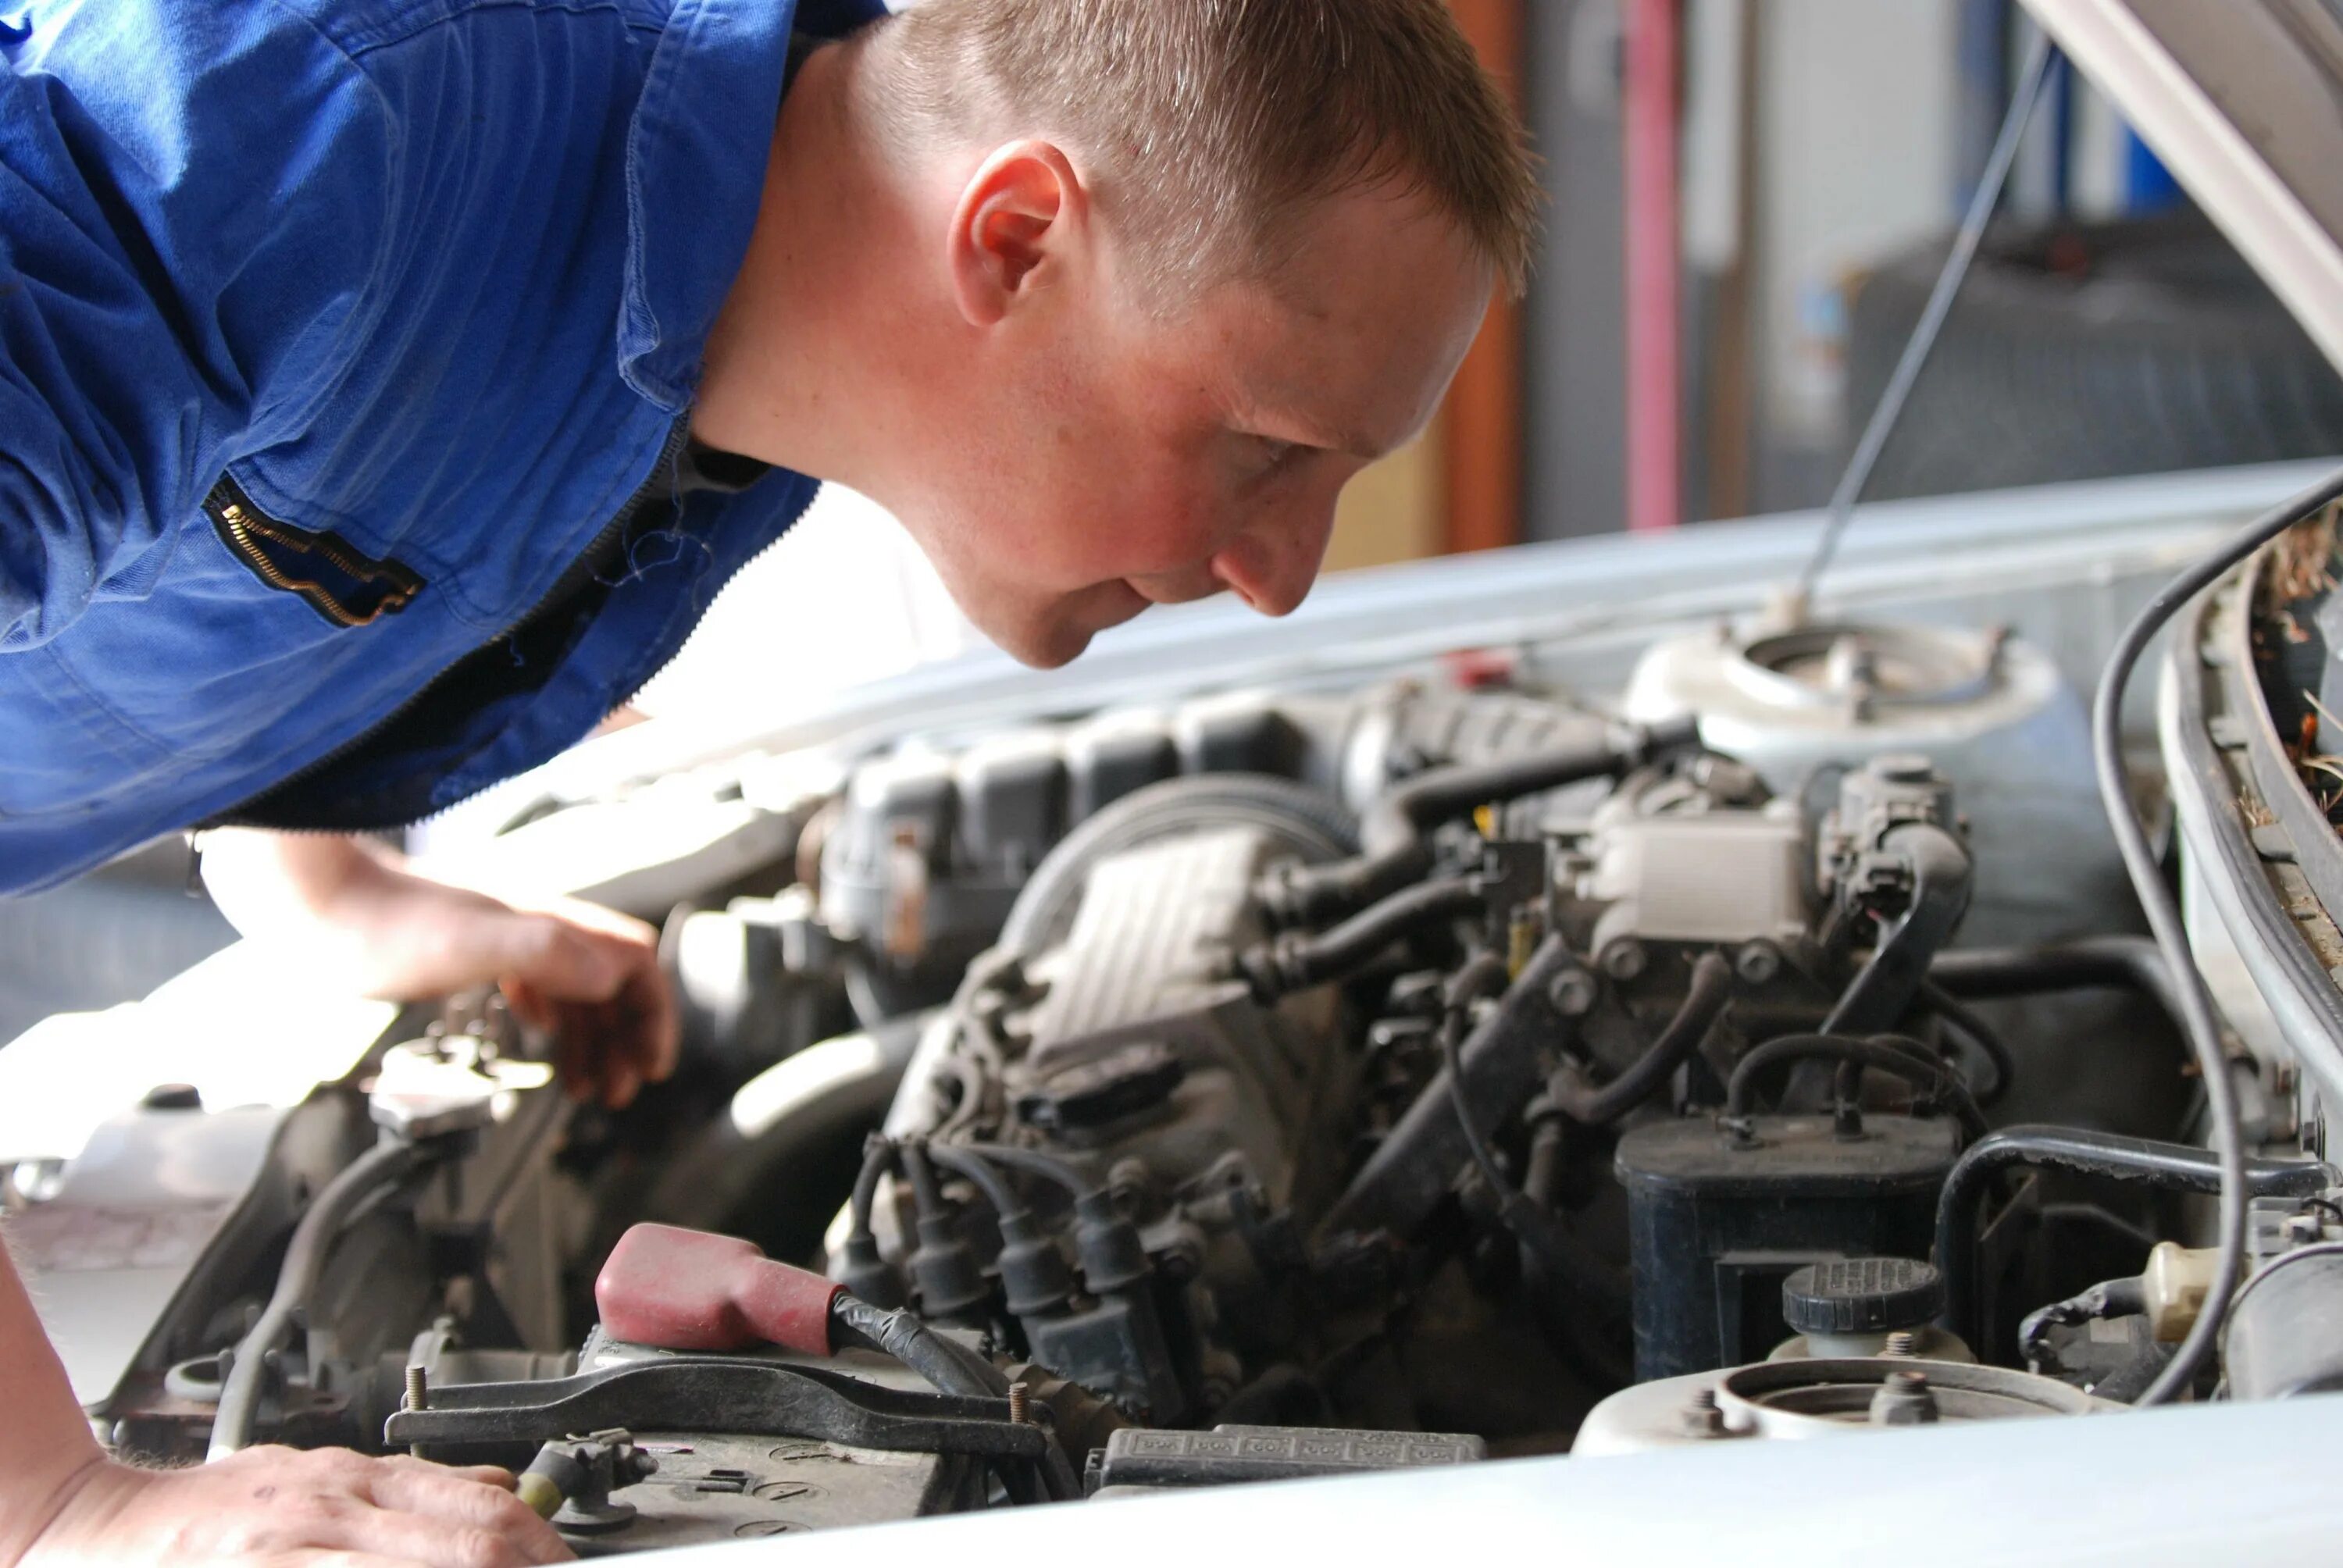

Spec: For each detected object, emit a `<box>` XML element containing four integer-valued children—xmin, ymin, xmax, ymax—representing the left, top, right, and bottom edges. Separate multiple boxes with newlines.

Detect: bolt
<box><xmin>1007</xmin><ymin>1381</ymin><xmax>1030</xmax><ymax>1425</ymax></box>
<box><xmin>1882</xmin><ymin>1331</ymin><xmax>1919</xmax><ymax>1359</ymax></box>
<box><xmin>1546</xmin><ymin>968</ymin><xmax>1599</xmax><ymax>1018</ymax></box>
<box><xmin>404</xmin><ymin>1364</ymin><xmax>429</xmax><ymax>1459</ymax></box>
<box><xmin>1679</xmin><ymin>1386</ymin><xmax>1727</xmax><ymax>1437</ymax></box>
<box><xmin>1599</xmin><ymin>939</ymin><xmax>1648</xmax><ymax>982</ymax></box>
<box><xmin>1733</xmin><ymin>942</ymin><xmax>1782</xmax><ymax>986</ymax></box>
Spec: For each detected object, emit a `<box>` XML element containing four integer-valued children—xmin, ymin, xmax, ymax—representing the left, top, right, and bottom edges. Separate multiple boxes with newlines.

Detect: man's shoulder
<box><xmin>265</xmin><ymin>0</ymin><xmax>676</xmax><ymax>68</ymax></box>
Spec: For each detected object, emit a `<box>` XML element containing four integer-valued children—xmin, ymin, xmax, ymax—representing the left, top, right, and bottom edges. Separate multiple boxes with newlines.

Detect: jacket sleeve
<box><xmin>0</xmin><ymin>7</ymin><xmax>394</xmax><ymax>650</ymax></box>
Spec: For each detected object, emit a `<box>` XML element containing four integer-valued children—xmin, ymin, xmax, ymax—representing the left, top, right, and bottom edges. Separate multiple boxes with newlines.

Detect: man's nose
<box><xmin>1214</xmin><ymin>505</ymin><xmax>1334</xmax><ymax>618</ymax></box>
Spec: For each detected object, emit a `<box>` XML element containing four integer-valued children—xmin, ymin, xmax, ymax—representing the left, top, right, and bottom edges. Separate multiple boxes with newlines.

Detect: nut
<box><xmin>1733</xmin><ymin>941</ymin><xmax>1782</xmax><ymax>986</ymax></box>
<box><xmin>1546</xmin><ymin>968</ymin><xmax>1600</xmax><ymax>1018</ymax></box>
<box><xmin>1867</xmin><ymin>1369</ymin><xmax>1939</xmax><ymax>1427</ymax></box>
<box><xmin>1599</xmin><ymin>939</ymin><xmax>1648</xmax><ymax>982</ymax></box>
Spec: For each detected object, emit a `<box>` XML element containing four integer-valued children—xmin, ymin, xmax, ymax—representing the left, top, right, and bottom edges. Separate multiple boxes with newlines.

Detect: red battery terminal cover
<box><xmin>594</xmin><ymin>1222</ymin><xmax>843</xmax><ymax>1356</ymax></box>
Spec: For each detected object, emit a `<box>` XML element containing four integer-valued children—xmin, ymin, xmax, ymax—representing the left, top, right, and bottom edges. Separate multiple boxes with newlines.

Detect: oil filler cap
<box><xmin>1782</xmin><ymin>1256</ymin><xmax>1944</xmax><ymax>1336</ymax></box>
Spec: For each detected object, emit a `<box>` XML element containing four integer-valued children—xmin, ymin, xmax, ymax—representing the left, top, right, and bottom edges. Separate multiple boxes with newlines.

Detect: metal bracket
<box><xmin>383</xmin><ymin>1356</ymin><xmax>1048</xmax><ymax>1462</ymax></box>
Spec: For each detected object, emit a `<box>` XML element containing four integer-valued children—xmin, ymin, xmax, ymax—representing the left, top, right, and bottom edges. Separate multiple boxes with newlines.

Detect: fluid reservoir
<box><xmin>1614</xmin><ymin>1113</ymin><xmax>1960</xmax><ymax>1381</ymax></box>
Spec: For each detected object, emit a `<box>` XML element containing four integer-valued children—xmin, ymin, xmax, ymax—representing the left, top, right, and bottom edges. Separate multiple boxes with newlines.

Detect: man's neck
<box><xmin>691</xmin><ymin>37</ymin><xmax>928</xmax><ymax>491</ymax></box>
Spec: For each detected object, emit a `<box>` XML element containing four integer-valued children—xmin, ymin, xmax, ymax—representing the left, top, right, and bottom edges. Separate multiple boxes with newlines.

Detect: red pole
<box><xmin>1624</xmin><ymin>0</ymin><xmax>1682</xmax><ymax>533</ymax></box>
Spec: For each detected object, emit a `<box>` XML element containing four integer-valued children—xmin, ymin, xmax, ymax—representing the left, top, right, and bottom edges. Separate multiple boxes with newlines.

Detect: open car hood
<box><xmin>2026</xmin><ymin>0</ymin><xmax>2343</xmax><ymax>372</ymax></box>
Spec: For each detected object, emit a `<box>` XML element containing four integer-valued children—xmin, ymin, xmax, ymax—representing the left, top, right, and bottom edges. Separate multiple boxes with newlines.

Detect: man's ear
<box><xmin>947</xmin><ymin>139</ymin><xmax>1087</xmax><ymax>327</ymax></box>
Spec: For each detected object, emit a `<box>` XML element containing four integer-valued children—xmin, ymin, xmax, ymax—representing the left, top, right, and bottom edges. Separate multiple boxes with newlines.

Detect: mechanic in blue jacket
<box><xmin>0</xmin><ymin>0</ymin><xmax>1535</xmax><ymax>1561</ymax></box>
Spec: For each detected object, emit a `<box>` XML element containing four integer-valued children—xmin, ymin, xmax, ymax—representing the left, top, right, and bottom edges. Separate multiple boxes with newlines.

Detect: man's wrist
<box><xmin>0</xmin><ymin>1451</ymin><xmax>115</xmax><ymax>1568</ymax></box>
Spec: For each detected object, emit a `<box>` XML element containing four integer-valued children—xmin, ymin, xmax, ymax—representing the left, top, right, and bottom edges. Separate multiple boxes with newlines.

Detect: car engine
<box><xmin>16</xmin><ymin>601</ymin><xmax>2343</xmax><ymax>1552</ymax></box>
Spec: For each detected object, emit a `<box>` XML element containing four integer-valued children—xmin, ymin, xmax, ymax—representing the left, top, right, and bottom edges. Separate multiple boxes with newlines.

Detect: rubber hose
<box><xmin>1929</xmin><ymin>937</ymin><xmax>2187</xmax><ymax>1038</ymax></box>
<box><xmin>209</xmin><ymin>1138</ymin><xmax>435</xmax><ymax>1458</ymax></box>
<box><xmin>1932</xmin><ymin>1124</ymin><xmax>2334</xmax><ymax>1348</ymax></box>
<box><xmin>1552</xmin><ymin>952</ymin><xmax>1733</xmax><ymax>1126</ymax></box>
<box><xmin>1914</xmin><ymin>981</ymin><xmax>2017</xmax><ymax>1110</ymax></box>
<box><xmin>1241</xmin><ymin>875</ymin><xmax>1487</xmax><ymax>998</ymax></box>
<box><xmin>1268</xmin><ymin>718</ymin><xmax>1700</xmax><ymax>926</ymax></box>
<box><xmin>1725</xmin><ymin>1033</ymin><xmax>1988</xmax><ymax>1141</ymax></box>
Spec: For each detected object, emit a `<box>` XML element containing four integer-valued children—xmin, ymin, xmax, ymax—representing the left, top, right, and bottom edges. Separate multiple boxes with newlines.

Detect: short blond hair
<box><xmin>869</xmin><ymin>0</ymin><xmax>1541</xmax><ymax>301</ymax></box>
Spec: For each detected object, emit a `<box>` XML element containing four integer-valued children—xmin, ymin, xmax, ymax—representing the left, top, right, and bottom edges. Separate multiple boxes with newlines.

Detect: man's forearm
<box><xmin>198</xmin><ymin>829</ymin><xmax>405</xmax><ymax>947</ymax></box>
<box><xmin>198</xmin><ymin>829</ymin><xmax>523</xmax><ymax>1000</ymax></box>
<box><xmin>0</xmin><ymin>1238</ymin><xmax>107</xmax><ymax>1564</ymax></box>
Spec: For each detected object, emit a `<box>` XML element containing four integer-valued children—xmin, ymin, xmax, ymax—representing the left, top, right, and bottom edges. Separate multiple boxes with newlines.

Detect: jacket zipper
<box><xmin>206</xmin><ymin>415</ymin><xmax>695</xmax><ymax>831</ymax></box>
<box><xmin>207</xmin><ymin>476</ymin><xmax>423</xmax><ymax>628</ymax></box>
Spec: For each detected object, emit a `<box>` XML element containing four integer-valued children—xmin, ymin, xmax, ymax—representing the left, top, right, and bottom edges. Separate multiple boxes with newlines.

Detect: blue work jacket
<box><xmin>0</xmin><ymin>0</ymin><xmax>879</xmax><ymax>893</ymax></box>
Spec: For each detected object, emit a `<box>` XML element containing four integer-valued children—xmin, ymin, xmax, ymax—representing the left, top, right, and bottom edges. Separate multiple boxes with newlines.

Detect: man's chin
<box><xmin>1008</xmin><ymin>630</ymin><xmax>1088</xmax><ymax>671</ymax></box>
<box><xmin>991</xmin><ymin>590</ymin><xmax>1150</xmax><ymax>670</ymax></box>
<box><xmin>982</xmin><ymin>611</ymin><xmax>1094</xmax><ymax>670</ymax></box>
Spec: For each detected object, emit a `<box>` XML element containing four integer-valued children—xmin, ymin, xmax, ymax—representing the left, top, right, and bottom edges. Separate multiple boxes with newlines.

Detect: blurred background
<box><xmin>9</xmin><ymin>0</ymin><xmax>2343</xmax><ymax>1043</ymax></box>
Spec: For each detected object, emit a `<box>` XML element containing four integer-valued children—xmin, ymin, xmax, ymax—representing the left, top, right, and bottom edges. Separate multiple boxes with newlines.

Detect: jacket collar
<box><xmin>615</xmin><ymin>0</ymin><xmax>885</xmax><ymax>410</ymax></box>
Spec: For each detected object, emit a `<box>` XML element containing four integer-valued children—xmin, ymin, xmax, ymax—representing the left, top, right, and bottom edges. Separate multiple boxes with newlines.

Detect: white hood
<box><xmin>2024</xmin><ymin>0</ymin><xmax>2343</xmax><ymax>371</ymax></box>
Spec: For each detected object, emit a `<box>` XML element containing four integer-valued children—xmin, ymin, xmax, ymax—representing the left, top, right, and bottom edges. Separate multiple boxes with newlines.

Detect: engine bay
<box><xmin>16</xmin><ymin>574</ymin><xmax>2343</xmax><ymax>1551</ymax></box>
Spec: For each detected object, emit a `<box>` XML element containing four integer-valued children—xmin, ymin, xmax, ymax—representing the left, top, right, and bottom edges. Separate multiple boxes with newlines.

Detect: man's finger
<box><xmin>369</xmin><ymin>1457</ymin><xmax>517</xmax><ymax>1491</ymax></box>
<box><xmin>632</xmin><ymin>966</ymin><xmax>681</xmax><ymax>1086</ymax></box>
<box><xmin>602</xmin><ymin>1055</ymin><xmax>641</xmax><ymax>1110</ymax></box>
<box><xmin>362</xmin><ymin>1462</ymin><xmax>570</xmax><ymax>1565</ymax></box>
<box><xmin>499</xmin><ymin>978</ymin><xmax>558</xmax><ymax>1035</ymax></box>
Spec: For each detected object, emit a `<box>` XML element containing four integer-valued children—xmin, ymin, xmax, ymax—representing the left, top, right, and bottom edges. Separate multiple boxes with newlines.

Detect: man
<box><xmin>0</xmin><ymin>0</ymin><xmax>1536</xmax><ymax>1562</ymax></box>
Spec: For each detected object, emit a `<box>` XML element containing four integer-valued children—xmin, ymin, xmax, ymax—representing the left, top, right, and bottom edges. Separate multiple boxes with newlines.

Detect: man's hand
<box><xmin>17</xmin><ymin>1449</ymin><xmax>571</xmax><ymax>1568</ymax></box>
<box><xmin>198</xmin><ymin>831</ymin><xmax>677</xmax><ymax>1109</ymax></box>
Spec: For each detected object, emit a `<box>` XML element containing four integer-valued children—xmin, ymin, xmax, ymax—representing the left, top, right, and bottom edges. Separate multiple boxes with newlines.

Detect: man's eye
<box><xmin>1250</xmin><ymin>437</ymin><xmax>1302</xmax><ymax>476</ymax></box>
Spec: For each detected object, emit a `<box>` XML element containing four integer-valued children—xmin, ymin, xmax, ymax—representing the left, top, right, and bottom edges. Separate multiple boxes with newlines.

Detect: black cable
<box><xmin>1551</xmin><ymin>952</ymin><xmax>1733</xmax><ymax>1126</ymax></box>
<box><xmin>922</xmin><ymin>1142</ymin><xmax>1025</xmax><ymax>1221</ymax></box>
<box><xmin>826</xmin><ymin>1295</ymin><xmax>1058</xmax><ymax>1505</ymax></box>
<box><xmin>209</xmin><ymin>1137</ymin><xmax>437</xmax><ymax>1457</ymax></box>
<box><xmin>2092</xmin><ymin>460</ymin><xmax>2343</xmax><ymax>1405</ymax></box>
<box><xmin>1797</xmin><ymin>29</ymin><xmax>2057</xmax><ymax>598</ymax></box>
<box><xmin>828</xmin><ymin>1293</ymin><xmax>1008</xmax><ymax>1398</ymax></box>
<box><xmin>1724</xmin><ymin>1032</ymin><xmax>1988</xmax><ymax>1142</ymax></box>
<box><xmin>1916</xmin><ymin>980</ymin><xmax>2017</xmax><ymax>1109</ymax></box>
<box><xmin>2018</xmin><ymin>1275</ymin><xmax>2149</xmax><ymax>1375</ymax></box>
<box><xmin>897</xmin><ymin>1140</ymin><xmax>947</xmax><ymax>1218</ymax></box>
<box><xmin>958</xmin><ymin>1141</ymin><xmax>1096</xmax><ymax>1201</ymax></box>
<box><xmin>848</xmin><ymin>1133</ymin><xmax>897</xmax><ymax>1243</ymax></box>
<box><xmin>1439</xmin><ymin>953</ymin><xmax>1517</xmax><ymax>1199</ymax></box>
